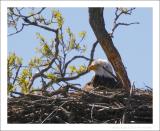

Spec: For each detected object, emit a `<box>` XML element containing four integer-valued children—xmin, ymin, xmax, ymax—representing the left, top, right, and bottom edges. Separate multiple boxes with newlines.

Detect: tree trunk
<box><xmin>89</xmin><ymin>8</ymin><xmax>131</xmax><ymax>92</ymax></box>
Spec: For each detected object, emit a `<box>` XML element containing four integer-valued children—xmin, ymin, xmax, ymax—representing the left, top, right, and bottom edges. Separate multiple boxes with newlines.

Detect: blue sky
<box><xmin>8</xmin><ymin>8</ymin><xmax>152</xmax><ymax>88</ymax></box>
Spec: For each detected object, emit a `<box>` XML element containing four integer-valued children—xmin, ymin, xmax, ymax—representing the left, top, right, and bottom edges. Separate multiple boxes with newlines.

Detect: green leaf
<box><xmin>53</xmin><ymin>10</ymin><xmax>64</xmax><ymax>28</ymax></box>
<box><xmin>21</xmin><ymin>85</ymin><xmax>29</xmax><ymax>94</ymax></box>
<box><xmin>15</xmin><ymin>57</ymin><xmax>23</xmax><ymax>65</ymax></box>
<box><xmin>69</xmin><ymin>66</ymin><xmax>77</xmax><ymax>73</ymax></box>
<box><xmin>18</xmin><ymin>77</ymin><xmax>29</xmax><ymax>94</ymax></box>
<box><xmin>76</xmin><ymin>65</ymin><xmax>87</xmax><ymax>74</ymax></box>
<box><xmin>18</xmin><ymin>75</ymin><xmax>26</xmax><ymax>84</ymax></box>
<box><xmin>119</xmin><ymin>8</ymin><xmax>128</xmax><ymax>13</ymax></box>
<box><xmin>22</xmin><ymin>69</ymin><xmax>29</xmax><ymax>76</ymax></box>
<box><xmin>75</xmin><ymin>44</ymin><xmax>80</xmax><ymax>49</ymax></box>
<box><xmin>66</xmin><ymin>27</ymin><xmax>71</xmax><ymax>35</ymax></box>
<box><xmin>41</xmin><ymin>44</ymin><xmax>52</xmax><ymax>56</ymax></box>
<box><xmin>8</xmin><ymin>83</ymin><xmax>14</xmax><ymax>93</ymax></box>
<box><xmin>36</xmin><ymin>32</ymin><xmax>45</xmax><ymax>42</ymax></box>
<box><xmin>46</xmin><ymin>73</ymin><xmax>57</xmax><ymax>81</ymax></box>
<box><xmin>8</xmin><ymin>53</ymin><xmax>16</xmax><ymax>65</ymax></box>
<box><xmin>29</xmin><ymin>59</ymin><xmax>35</xmax><ymax>67</ymax></box>
<box><xmin>79</xmin><ymin>31</ymin><xmax>86</xmax><ymax>38</ymax></box>
<box><xmin>69</xmin><ymin>38</ymin><xmax>75</xmax><ymax>49</ymax></box>
<box><xmin>66</xmin><ymin>27</ymin><xmax>74</xmax><ymax>38</ymax></box>
<box><xmin>58</xmin><ymin>34</ymin><xmax>63</xmax><ymax>40</ymax></box>
<box><xmin>8</xmin><ymin>70</ymin><xmax>13</xmax><ymax>78</ymax></box>
<box><xmin>8</xmin><ymin>53</ymin><xmax>23</xmax><ymax>66</ymax></box>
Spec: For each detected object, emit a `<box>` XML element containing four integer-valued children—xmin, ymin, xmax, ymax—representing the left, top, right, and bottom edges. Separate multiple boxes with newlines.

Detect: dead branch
<box><xmin>110</xmin><ymin>8</ymin><xmax>139</xmax><ymax>37</ymax></box>
<box><xmin>8</xmin><ymin>23</ymin><xmax>30</xmax><ymax>36</ymax></box>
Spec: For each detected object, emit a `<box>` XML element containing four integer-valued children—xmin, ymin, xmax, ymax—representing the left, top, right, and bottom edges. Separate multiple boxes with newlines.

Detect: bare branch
<box><xmin>89</xmin><ymin>40</ymin><xmax>98</xmax><ymax>65</ymax></box>
<box><xmin>111</xmin><ymin>22</ymin><xmax>139</xmax><ymax>37</ymax></box>
<box><xmin>23</xmin><ymin>17</ymin><xmax>57</xmax><ymax>33</ymax></box>
<box><xmin>14</xmin><ymin>7</ymin><xmax>46</xmax><ymax>19</ymax></box>
<box><xmin>64</xmin><ymin>55</ymin><xmax>90</xmax><ymax>73</ymax></box>
<box><xmin>13</xmin><ymin>64</ymin><xmax>22</xmax><ymax>85</ymax></box>
<box><xmin>8</xmin><ymin>8</ymin><xmax>57</xmax><ymax>36</ymax></box>
<box><xmin>8</xmin><ymin>23</ymin><xmax>30</xmax><ymax>36</ymax></box>
<box><xmin>26</xmin><ymin>8</ymin><xmax>46</xmax><ymax>18</ymax></box>
<box><xmin>110</xmin><ymin>8</ymin><xmax>139</xmax><ymax>38</ymax></box>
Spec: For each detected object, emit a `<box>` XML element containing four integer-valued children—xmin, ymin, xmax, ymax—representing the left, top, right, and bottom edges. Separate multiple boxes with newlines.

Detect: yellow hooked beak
<box><xmin>87</xmin><ymin>64</ymin><xmax>97</xmax><ymax>71</ymax></box>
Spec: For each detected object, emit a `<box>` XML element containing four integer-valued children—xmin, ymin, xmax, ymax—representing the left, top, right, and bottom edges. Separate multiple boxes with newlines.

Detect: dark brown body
<box><xmin>83</xmin><ymin>75</ymin><xmax>119</xmax><ymax>92</ymax></box>
<box><xmin>92</xmin><ymin>75</ymin><xmax>118</xmax><ymax>88</ymax></box>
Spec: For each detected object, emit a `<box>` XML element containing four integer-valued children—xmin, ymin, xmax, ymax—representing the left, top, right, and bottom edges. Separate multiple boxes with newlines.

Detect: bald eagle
<box><xmin>83</xmin><ymin>59</ymin><xmax>119</xmax><ymax>92</ymax></box>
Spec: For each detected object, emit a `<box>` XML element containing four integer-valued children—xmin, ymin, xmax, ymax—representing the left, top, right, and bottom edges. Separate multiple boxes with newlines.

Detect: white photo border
<box><xmin>1</xmin><ymin>0</ymin><xmax>159</xmax><ymax>130</ymax></box>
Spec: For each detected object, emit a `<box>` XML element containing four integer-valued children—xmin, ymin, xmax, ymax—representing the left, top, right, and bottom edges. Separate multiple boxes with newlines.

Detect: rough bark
<box><xmin>89</xmin><ymin>8</ymin><xmax>131</xmax><ymax>92</ymax></box>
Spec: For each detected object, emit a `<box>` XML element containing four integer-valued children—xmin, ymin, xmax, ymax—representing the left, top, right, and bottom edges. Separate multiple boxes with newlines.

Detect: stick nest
<box><xmin>8</xmin><ymin>87</ymin><xmax>152</xmax><ymax>124</ymax></box>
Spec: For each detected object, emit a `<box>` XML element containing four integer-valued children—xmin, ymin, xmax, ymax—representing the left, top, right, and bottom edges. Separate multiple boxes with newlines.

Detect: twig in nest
<box><xmin>91</xmin><ymin>104</ymin><xmax>95</xmax><ymax>122</ymax></box>
<box><xmin>41</xmin><ymin>100</ymin><xmax>69</xmax><ymax>123</ymax></box>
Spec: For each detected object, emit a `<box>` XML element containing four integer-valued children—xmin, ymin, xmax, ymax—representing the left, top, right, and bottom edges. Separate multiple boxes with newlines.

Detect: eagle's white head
<box><xmin>88</xmin><ymin>59</ymin><xmax>114</xmax><ymax>78</ymax></box>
